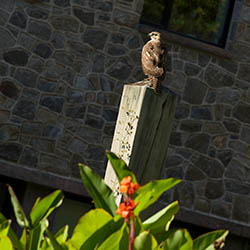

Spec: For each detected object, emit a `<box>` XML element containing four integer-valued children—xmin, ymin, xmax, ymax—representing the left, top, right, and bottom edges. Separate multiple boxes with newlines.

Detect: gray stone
<box><xmin>233</xmin><ymin>195</ymin><xmax>250</xmax><ymax>223</ymax></box>
<box><xmin>191</xmin><ymin>106</ymin><xmax>212</xmax><ymax>120</ymax></box>
<box><xmin>0</xmin><ymin>9</ymin><xmax>9</xmax><ymax>26</ymax></box>
<box><xmin>169</xmin><ymin>132</ymin><xmax>183</xmax><ymax>146</ymax></box>
<box><xmin>211</xmin><ymin>201</ymin><xmax>231</xmax><ymax>218</ymax></box>
<box><xmin>84</xmin><ymin>144</ymin><xmax>105</xmax><ymax>161</ymax></box>
<box><xmin>70</xmin><ymin>154</ymin><xmax>84</xmax><ymax>178</ymax></box>
<box><xmin>111</xmin><ymin>32</ymin><xmax>125</xmax><ymax>44</ymax></box>
<box><xmin>113</xmin><ymin>8</ymin><xmax>138</xmax><ymax>28</ymax></box>
<box><xmin>0</xmin><ymin>80</ymin><xmax>20</xmax><ymax>99</ymax></box>
<box><xmin>204</xmin><ymin>64</ymin><xmax>234</xmax><ymax>88</ymax></box>
<box><xmin>31</xmin><ymin>138</ymin><xmax>55</xmax><ymax>153</ymax></box>
<box><xmin>176</xmin><ymin>149</ymin><xmax>192</xmax><ymax>159</ymax></box>
<box><xmin>0</xmin><ymin>124</ymin><xmax>19</xmax><ymax>141</ymax></box>
<box><xmin>238</xmin><ymin>63</ymin><xmax>250</xmax><ymax>82</ymax></box>
<box><xmin>174</xmin><ymin>181</ymin><xmax>195</xmax><ymax>208</ymax></box>
<box><xmin>88</xmin><ymin>74</ymin><xmax>101</xmax><ymax>90</ymax></box>
<box><xmin>0</xmin><ymin>0</ymin><xmax>14</xmax><ymax>12</ymax></box>
<box><xmin>74</xmin><ymin>76</ymin><xmax>89</xmax><ymax>90</ymax></box>
<box><xmin>168</xmin><ymin>71</ymin><xmax>186</xmax><ymax>91</ymax></box>
<box><xmin>53</xmin><ymin>51</ymin><xmax>74</xmax><ymax>66</ymax></box>
<box><xmin>180</xmin><ymin>120</ymin><xmax>202</xmax><ymax>132</ymax></box>
<box><xmin>194</xmin><ymin>199</ymin><xmax>211</xmax><ymax>213</ymax></box>
<box><xmin>82</xmin><ymin>28</ymin><xmax>108</xmax><ymax>50</ymax></box>
<box><xmin>73</xmin><ymin>7</ymin><xmax>94</xmax><ymax>25</ymax></box>
<box><xmin>67</xmin><ymin>40</ymin><xmax>94</xmax><ymax>59</ymax></box>
<box><xmin>68</xmin><ymin>138</ymin><xmax>87</xmax><ymax>155</ymax></box>
<box><xmin>77</xmin><ymin>126</ymin><xmax>102</xmax><ymax>143</ymax></box>
<box><xmin>216</xmin><ymin>88</ymin><xmax>240</xmax><ymax>104</ymax></box>
<box><xmin>28</xmin><ymin>20</ymin><xmax>52</xmax><ymax>41</ymax></box>
<box><xmin>203</xmin><ymin>122</ymin><xmax>226</xmax><ymax>135</ymax></box>
<box><xmin>129</xmin><ymin>49</ymin><xmax>141</xmax><ymax>64</ymax></box>
<box><xmin>225</xmin><ymin>159</ymin><xmax>248</xmax><ymax>181</ymax></box>
<box><xmin>92</xmin><ymin>53</ymin><xmax>105</xmax><ymax>73</ymax></box>
<box><xmin>225</xmin><ymin>179</ymin><xmax>249</xmax><ymax>195</ymax></box>
<box><xmin>217</xmin><ymin>150</ymin><xmax>233</xmax><ymax>167</ymax></box>
<box><xmin>97</xmin><ymin>93</ymin><xmax>118</xmax><ymax>106</ymax></box>
<box><xmin>21</xmin><ymin>88</ymin><xmax>40</xmax><ymax>103</ymax></box>
<box><xmin>214</xmin><ymin>104</ymin><xmax>224</xmax><ymax>121</ymax></box>
<box><xmin>44</xmin><ymin>60</ymin><xmax>65</xmax><ymax>79</ymax></box>
<box><xmin>22</xmin><ymin>122</ymin><xmax>42</xmax><ymax>136</ymax></box>
<box><xmin>205</xmin><ymin>89</ymin><xmax>216</xmax><ymax>103</ymax></box>
<box><xmin>128</xmin><ymin>35</ymin><xmax>140</xmax><ymax>49</ymax></box>
<box><xmin>26</xmin><ymin>7</ymin><xmax>49</xmax><ymax>19</ymax></box>
<box><xmin>184</xmin><ymin>63</ymin><xmax>201</xmax><ymax>76</ymax></box>
<box><xmin>33</xmin><ymin>43</ymin><xmax>53</xmax><ymax>59</ymax></box>
<box><xmin>51</xmin><ymin>16</ymin><xmax>80</xmax><ymax>33</ymax></box>
<box><xmin>14</xmin><ymin>68</ymin><xmax>38</xmax><ymax>88</ymax></box>
<box><xmin>51</xmin><ymin>31</ymin><xmax>65</xmax><ymax>49</ymax></box>
<box><xmin>179</xmin><ymin>47</ymin><xmax>197</xmax><ymax>63</ymax></box>
<box><xmin>43</xmin><ymin>124</ymin><xmax>63</xmax><ymax>139</ymax></box>
<box><xmin>85</xmin><ymin>92</ymin><xmax>96</xmax><ymax>102</ymax></box>
<box><xmin>20</xmin><ymin>147</ymin><xmax>39</xmax><ymax>167</ymax></box>
<box><xmin>205</xmin><ymin>180</ymin><xmax>224</xmax><ymax>199</ymax></box>
<box><xmin>165</xmin><ymin>155</ymin><xmax>183</xmax><ymax>168</ymax></box>
<box><xmin>183</xmin><ymin>78</ymin><xmax>207</xmax><ymax>104</ymax></box>
<box><xmin>107</xmin><ymin>44</ymin><xmax>127</xmax><ymax>56</ymax></box>
<box><xmin>17</xmin><ymin>32</ymin><xmax>36</xmax><ymax>50</ymax></box>
<box><xmin>229</xmin><ymin>140</ymin><xmax>248</xmax><ymax>154</ymax></box>
<box><xmin>241</xmin><ymin>126</ymin><xmax>250</xmax><ymax>144</ymax></box>
<box><xmin>9</xmin><ymin>9</ymin><xmax>27</xmax><ymax>29</ymax></box>
<box><xmin>67</xmin><ymin>89</ymin><xmax>83</xmax><ymax>104</ymax></box>
<box><xmin>107</xmin><ymin>58</ymin><xmax>132</xmax><ymax>81</ymax></box>
<box><xmin>185</xmin><ymin>165</ymin><xmax>206</xmax><ymax>181</ymax></box>
<box><xmin>175</xmin><ymin>104</ymin><xmax>190</xmax><ymax>119</ymax></box>
<box><xmin>103</xmin><ymin>109</ymin><xmax>118</xmax><ymax>122</ymax></box>
<box><xmin>28</xmin><ymin>56</ymin><xmax>44</xmax><ymax>74</ymax></box>
<box><xmin>0</xmin><ymin>28</ymin><xmax>15</xmax><ymax>49</ymax></box>
<box><xmin>38</xmin><ymin>78</ymin><xmax>57</xmax><ymax>92</ymax></box>
<box><xmin>198</xmin><ymin>54</ymin><xmax>211</xmax><ymax>67</ymax></box>
<box><xmin>13</xmin><ymin>100</ymin><xmax>36</xmax><ymax>120</ymax></box>
<box><xmin>233</xmin><ymin>103</ymin><xmax>250</xmax><ymax>124</ymax></box>
<box><xmin>88</xmin><ymin>104</ymin><xmax>102</xmax><ymax>115</ymax></box>
<box><xmin>65</xmin><ymin>105</ymin><xmax>86</xmax><ymax>119</ymax></box>
<box><xmin>217</xmin><ymin>58</ymin><xmax>238</xmax><ymax>74</ymax></box>
<box><xmin>40</xmin><ymin>96</ymin><xmax>64</xmax><ymax>113</ymax></box>
<box><xmin>54</xmin><ymin>0</ymin><xmax>70</xmax><ymax>7</ymax></box>
<box><xmin>185</xmin><ymin>133</ymin><xmax>210</xmax><ymax>154</ymax></box>
<box><xmin>104</xmin><ymin>124</ymin><xmax>115</xmax><ymax>136</ymax></box>
<box><xmin>85</xmin><ymin>115</ymin><xmax>104</xmax><ymax>129</ymax></box>
<box><xmin>89</xmin><ymin>0</ymin><xmax>113</xmax><ymax>11</ymax></box>
<box><xmin>0</xmin><ymin>62</ymin><xmax>8</xmax><ymax>76</ymax></box>
<box><xmin>3</xmin><ymin>49</ymin><xmax>29</xmax><ymax>66</ymax></box>
<box><xmin>223</xmin><ymin>119</ymin><xmax>240</xmax><ymax>133</ymax></box>
<box><xmin>0</xmin><ymin>143</ymin><xmax>22</xmax><ymax>162</ymax></box>
<box><xmin>166</xmin><ymin>166</ymin><xmax>184</xmax><ymax>179</ymax></box>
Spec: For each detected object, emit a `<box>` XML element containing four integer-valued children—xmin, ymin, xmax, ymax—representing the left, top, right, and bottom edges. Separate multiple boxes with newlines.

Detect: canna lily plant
<box><xmin>0</xmin><ymin>151</ymin><xmax>228</xmax><ymax>250</ymax></box>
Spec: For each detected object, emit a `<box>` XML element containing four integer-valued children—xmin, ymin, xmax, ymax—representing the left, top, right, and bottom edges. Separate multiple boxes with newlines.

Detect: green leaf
<box><xmin>106</xmin><ymin>151</ymin><xmax>137</xmax><ymax>183</ymax></box>
<box><xmin>55</xmin><ymin>225</ymin><xmax>69</xmax><ymax>244</ymax></box>
<box><xmin>69</xmin><ymin>209</ymin><xmax>114</xmax><ymax>249</ymax></box>
<box><xmin>97</xmin><ymin>223</ymin><xmax>126</xmax><ymax>250</ymax></box>
<box><xmin>0</xmin><ymin>236</ymin><xmax>13</xmax><ymax>250</ymax></box>
<box><xmin>134</xmin><ymin>231</ymin><xmax>158</xmax><ymax>250</ymax></box>
<box><xmin>27</xmin><ymin>219</ymin><xmax>48</xmax><ymax>250</ymax></box>
<box><xmin>193</xmin><ymin>230</ymin><xmax>229</xmax><ymax>250</ymax></box>
<box><xmin>162</xmin><ymin>229</ymin><xmax>193</xmax><ymax>250</ymax></box>
<box><xmin>7</xmin><ymin>185</ymin><xmax>29</xmax><ymax>228</ymax></box>
<box><xmin>143</xmin><ymin>201</ymin><xmax>179</xmax><ymax>242</ymax></box>
<box><xmin>30</xmin><ymin>190</ymin><xmax>63</xmax><ymax>228</ymax></box>
<box><xmin>79</xmin><ymin>163</ymin><xmax>117</xmax><ymax>216</ymax></box>
<box><xmin>134</xmin><ymin>178</ymin><xmax>181</xmax><ymax>215</ymax></box>
<box><xmin>0</xmin><ymin>213</ymin><xmax>23</xmax><ymax>250</ymax></box>
<box><xmin>46</xmin><ymin>228</ymin><xmax>65</xmax><ymax>250</ymax></box>
<box><xmin>0</xmin><ymin>220</ymin><xmax>11</xmax><ymax>236</ymax></box>
<box><xmin>20</xmin><ymin>228</ymin><xmax>27</xmax><ymax>250</ymax></box>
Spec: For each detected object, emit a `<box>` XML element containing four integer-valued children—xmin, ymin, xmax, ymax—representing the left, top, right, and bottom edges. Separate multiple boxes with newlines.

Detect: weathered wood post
<box><xmin>104</xmin><ymin>79</ymin><xmax>178</xmax><ymax>203</ymax></box>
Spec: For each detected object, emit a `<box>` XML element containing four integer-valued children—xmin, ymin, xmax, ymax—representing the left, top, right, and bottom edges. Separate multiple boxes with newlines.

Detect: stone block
<box><xmin>211</xmin><ymin>201</ymin><xmax>231</xmax><ymax>218</ymax></box>
<box><xmin>166</xmin><ymin>166</ymin><xmax>184</xmax><ymax>179</ymax></box>
<box><xmin>0</xmin><ymin>124</ymin><xmax>19</xmax><ymax>141</ymax></box>
<box><xmin>31</xmin><ymin>138</ymin><xmax>55</xmax><ymax>153</ymax></box>
<box><xmin>22</xmin><ymin>122</ymin><xmax>42</xmax><ymax>136</ymax></box>
<box><xmin>26</xmin><ymin>6</ymin><xmax>49</xmax><ymax>19</ymax></box>
<box><xmin>85</xmin><ymin>115</ymin><xmax>104</xmax><ymax>129</ymax></box>
<box><xmin>203</xmin><ymin>122</ymin><xmax>226</xmax><ymax>135</ymax></box>
<box><xmin>225</xmin><ymin>158</ymin><xmax>248</xmax><ymax>181</ymax></box>
<box><xmin>225</xmin><ymin>179</ymin><xmax>249</xmax><ymax>195</ymax></box>
<box><xmin>9</xmin><ymin>9</ymin><xmax>27</xmax><ymax>29</ymax></box>
<box><xmin>28</xmin><ymin>20</ymin><xmax>52</xmax><ymax>41</ymax></box>
<box><xmin>14</xmin><ymin>68</ymin><xmax>38</xmax><ymax>88</ymax></box>
<box><xmin>43</xmin><ymin>124</ymin><xmax>63</xmax><ymax>139</ymax></box>
<box><xmin>205</xmin><ymin>179</ymin><xmax>224</xmax><ymax>199</ymax></box>
<box><xmin>0</xmin><ymin>142</ymin><xmax>22</xmax><ymax>162</ymax></box>
<box><xmin>40</xmin><ymin>95</ymin><xmax>64</xmax><ymax>113</ymax></box>
<box><xmin>3</xmin><ymin>49</ymin><xmax>29</xmax><ymax>66</ymax></box>
<box><xmin>174</xmin><ymin>181</ymin><xmax>195</xmax><ymax>208</ymax></box>
<box><xmin>217</xmin><ymin>150</ymin><xmax>233</xmax><ymax>167</ymax></box>
<box><xmin>82</xmin><ymin>28</ymin><xmax>108</xmax><ymax>50</ymax></box>
<box><xmin>223</xmin><ymin>118</ymin><xmax>240</xmax><ymax>133</ymax></box>
<box><xmin>13</xmin><ymin>100</ymin><xmax>36</xmax><ymax>120</ymax></box>
<box><xmin>73</xmin><ymin>7</ymin><xmax>95</xmax><ymax>25</ymax></box>
<box><xmin>65</xmin><ymin>105</ymin><xmax>86</xmax><ymax>119</ymax></box>
<box><xmin>238</xmin><ymin>63</ymin><xmax>250</xmax><ymax>82</ymax></box>
<box><xmin>19</xmin><ymin>146</ymin><xmax>39</xmax><ymax>167</ymax></box>
<box><xmin>51</xmin><ymin>16</ymin><xmax>80</xmax><ymax>33</ymax></box>
<box><xmin>233</xmin><ymin>102</ymin><xmax>250</xmax><ymax>124</ymax></box>
<box><xmin>185</xmin><ymin>165</ymin><xmax>206</xmax><ymax>181</ymax></box>
<box><xmin>103</xmin><ymin>108</ymin><xmax>118</xmax><ymax>122</ymax></box>
<box><xmin>191</xmin><ymin>106</ymin><xmax>212</xmax><ymax>120</ymax></box>
<box><xmin>33</xmin><ymin>43</ymin><xmax>53</xmax><ymax>59</ymax></box>
<box><xmin>233</xmin><ymin>195</ymin><xmax>250</xmax><ymax>223</ymax></box>
<box><xmin>0</xmin><ymin>27</ymin><xmax>16</xmax><ymax>49</ymax></box>
<box><xmin>113</xmin><ymin>8</ymin><xmax>138</xmax><ymax>28</ymax></box>
<box><xmin>84</xmin><ymin>144</ymin><xmax>105</xmax><ymax>161</ymax></box>
<box><xmin>0</xmin><ymin>80</ymin><xmax>21</xmax><ymax>99</ymax></box>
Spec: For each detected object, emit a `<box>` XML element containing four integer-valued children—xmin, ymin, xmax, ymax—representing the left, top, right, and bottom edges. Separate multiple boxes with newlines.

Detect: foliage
<box><xmin>0</xmin><ymin>151</ymin><xmax>228</xmax><ymax>249</ymax></box>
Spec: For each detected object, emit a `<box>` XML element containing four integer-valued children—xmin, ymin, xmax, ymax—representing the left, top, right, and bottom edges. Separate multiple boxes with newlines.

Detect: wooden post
<box><xmin>104</xmin><ymin>81</ymin><xmax>178</xmax><ymax>203</ymax></box>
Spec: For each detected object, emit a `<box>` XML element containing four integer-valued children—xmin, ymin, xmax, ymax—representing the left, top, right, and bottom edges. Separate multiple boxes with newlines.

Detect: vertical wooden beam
<box><xmin>104</xmin><ymin>82</ymin><xmax>177</xmax><ymax>203</ymax></box>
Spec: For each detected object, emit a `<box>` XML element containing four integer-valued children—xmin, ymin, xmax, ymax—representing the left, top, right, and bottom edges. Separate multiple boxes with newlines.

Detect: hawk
<box><xmin>141</xmin><ymin>31</ymin><xmax>167</xmax><ymax>93</ymax></box>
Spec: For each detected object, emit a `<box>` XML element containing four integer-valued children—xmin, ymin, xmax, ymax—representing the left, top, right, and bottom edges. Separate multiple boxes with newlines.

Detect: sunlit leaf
<box><xmin>134</xmin><ymin>231</ymin><xmax>158</xmax><ymax>250</ymax></box>
<box><xmin>0</xmin><ymin>236</ymin><xmax>13</xmax><ymax>250</ymax></box>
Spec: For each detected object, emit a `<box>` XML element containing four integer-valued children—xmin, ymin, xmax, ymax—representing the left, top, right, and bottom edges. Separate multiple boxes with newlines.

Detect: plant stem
<box><xmin>129</xmin><ymin>217</ymin><xmax>135</xmax><ymax>250</ymax></box>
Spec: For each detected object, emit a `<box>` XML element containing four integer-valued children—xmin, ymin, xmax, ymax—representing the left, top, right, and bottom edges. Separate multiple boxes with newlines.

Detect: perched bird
<box><xmin>141</xmin><ymin>31</ymin><xmax>167</xmax><ymax>93</ymax></box>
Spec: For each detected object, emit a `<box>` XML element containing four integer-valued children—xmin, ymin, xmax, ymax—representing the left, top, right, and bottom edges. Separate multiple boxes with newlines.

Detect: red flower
<box><xmin>119</xmin><ymin>176</ymin><xmax>140</xmax><ymax>195</ymax></box>
<box><xmin>116</xmin><ymin>200</ymin><xmax>138</xmax><ymax>219</ymax></box>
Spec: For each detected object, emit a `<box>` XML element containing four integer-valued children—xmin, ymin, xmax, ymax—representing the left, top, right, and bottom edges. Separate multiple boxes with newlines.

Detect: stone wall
<box><xmin>0</xmin><ymin>0</ymin><xmax>250</xmax><ymax>240</ymax></box>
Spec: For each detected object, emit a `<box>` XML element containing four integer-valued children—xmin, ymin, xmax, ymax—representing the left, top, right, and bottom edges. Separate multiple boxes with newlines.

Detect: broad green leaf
<box><xmin>97</xmin><ymin>223</ymin><xmax>126</xmax><ymax>250</ymax></box>
<box><xmin>0</xmin><ymin>220</ymin><xmax>11</xmax><ymax>236</ymax></box>
<box><xmin>30</xmin><ymin>190</ymin><xmax>63</xmax><ymax>228</ymax></box>
<box><xmin>134</xmin><ymin>231</ymin><xmax>158</xmax><ymax>250</ymax></box>
<box><xmin>79</xmin><ymin>164</ymin><xmax>117</xmax><ymax>216</ymax></box>
<box><xmin>0</xmin><ymin>213</ymin><xmax>23</xmax><ymax>250</ymax></box>
<box><xmin>162</xmin><ymin>229</ymin><xmax>193</xmax><ymax>250</ymax></box>
<box><xmin>27</xmin><ymin>219</ymin><xmax>48</xmax><ymax>250</ymax></box>
<box><xmin>0</xmin><ymin>236</ymin><xmax>13</xmax><ymax>250</ymax></box>
<box><xmin>40</xmin><ymin>237</ymin><xmax>50</xmax><ymax>250</ymax></box>
<box><xmin>7</xmin><ymin>185</ymin><xmax>29</xmax><ymax>228</ymax></box>
<box><xmin>143</xmin><ymin>201</ymin><xmax>179</xmax><ymax>242</ymax></box>
<box><xmin>55</xmin><ymin>225</ymin><xmax>69</xmax><ymax>244</ymax></box>
<box><xmin>46</xmin><ymin>228</ymin><xmax>65</xmax><ymax>250</ymax></box>
<box><xmin>193</xmin><ymin>230</ymin><xmax>229</xmax><ymax>250</ymax></box>
<box><xmin>106</xmin><ymin>151</ymin><xmax>137</xmax><ymax>183</ymax></box>
<box><xmin>69</xmin><ymin>209</ymin><xmax>114</xmax><ymax>249</ymax></box>
<box><xmin>134</xmin><ymin>178</ymin><xmax>181</xmax><ymax>215</ymax></box>
<box><xmin>20</xmin><ymin>228</ymin><xmax>27</xmax><ymax>249</ymax></box>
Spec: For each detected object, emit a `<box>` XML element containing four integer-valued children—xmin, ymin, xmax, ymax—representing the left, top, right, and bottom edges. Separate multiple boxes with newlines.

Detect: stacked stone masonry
<box><xmin>0</xmin><ymin>0</ymin><xmax>250</xmax><ymax>235</ymax></box>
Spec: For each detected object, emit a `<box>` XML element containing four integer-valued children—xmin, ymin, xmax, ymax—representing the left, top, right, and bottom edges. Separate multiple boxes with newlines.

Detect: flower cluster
<box><xmin>116</xmin><ymin>176</ymin><xmax>140</xmax><ymax>219</ymax></box>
